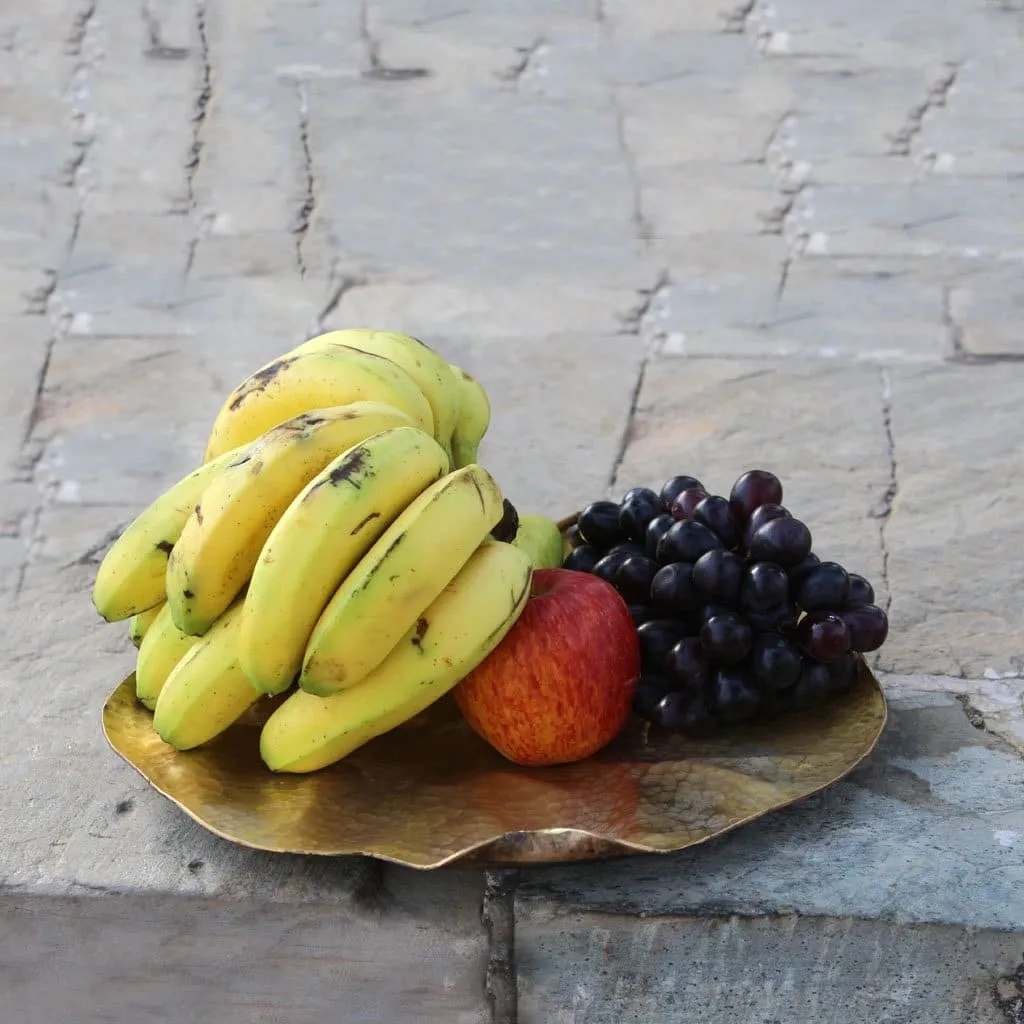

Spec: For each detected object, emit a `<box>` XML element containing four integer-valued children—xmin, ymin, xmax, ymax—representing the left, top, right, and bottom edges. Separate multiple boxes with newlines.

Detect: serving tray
<box><xmin>102</xmin><ymin>657</ymin><xmax>887</xmax><ymax>868</ymax></box>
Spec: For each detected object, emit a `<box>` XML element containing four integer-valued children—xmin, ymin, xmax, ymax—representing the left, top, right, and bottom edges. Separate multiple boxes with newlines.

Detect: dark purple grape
<box><xmin>614</xmin><ymin>554</ymin><xmax>661</xmax><ymax>602</ymax></box>
<box><xmin>729</xmin><ymin>469</ymin><xmax>784</xmax><ymax>522</ymax></box>
<box><xmin>656</xmin><ymin>520</ymin><xmax>723</xmax><ymax>564</ymax></box>
<box><xmin>563</xmin><ymin>545</ymin><xmax>601</xmax><ymax>573</ymax></box>
<box><xmin>633</xmin><ymin>674</ymin><xmax>674</xmax><ymax>720</ymax></box>
<box><xmin>660</xmin><ymin>475</ymin><xmax>704</xmax><ymax>510</ymax></box>
<box><xmin>653</xmin><ymin>692</ymin><xmax>689</xmax><ymax>729</ymax></box>
<box><xmin>796</xmin><ymin>611</ymin><xmax>851</xmax><ymax>662</ymax></box>
<box><xmin>645</xmin><ymin>514</ymin><xmax>675</xmax><ymax>558</ymax></box>
<box><xmin>619</xmin><ymin>495</ymin><xmax>662</xmax><ymax>542</ymax></box>
<box><xmin>664</xmin><ymin>636</ymin><xmax>711</xmax><ymax>690</ymax></box>
<box><xmin>607</xmin><ymin>540</ymin><xmax>645</xmax><ymax>560</ymax></box>
<box><xmin>693</xmin><ymin>495</ymin><xmax>741</xmax><ymax>548</ymax></box>
<box><xmin>592</xmin><ymin>550</ymin><xmax>630</xmax><ymax>585</ymax></box>
<box><xmin>668</xmin><ymin>487</ymin><xmax>708</xmax><ymax>522</ymax></box>
<box><xmin>759</xmin><ymin>686</ymin><xmax>795</xmax><ymax>720</ymax></box>
<box><xmin>701</xmin><ymin>602</ymin><xmax>734</xmax><ymax>625</ymax></box>
<box><xmin>563</xmin><ymin>524</ymin><xmax>583</xmax><ymax>549</ymax></box>
<box><xmin>792</xmin><ymin>659</ymin><xmax>833</xmax><ymax>708</ymax></box>
<box><xmin>637</xmin><ymin>620</ymin><xmax>690</xmax><ymax>674</ymax></box>
<box><xmin>797</xmin><ymin>562</ymin><xmax>850</xmax><ymax>612</ymax></box>
<box><xmin>627</xmin><ymin>603</ymin><xmax>662</xmax><ymax>627</ymax></box>
<box><xmin>650</xmin><ymin>562</ymin><xmax>696</xmax><ymax>612</ymax></box>
<box><xmin>743</xmin><ymin>503</ymin><xmax>791</xmax><ymax>549</ymax></box>
<box><xmin>621</xmin><ymin>485</ymin><xmax>660</xmax><ymax>507</ymax></box>
<box><xmin>846</xmin><ymin>573</ymin><xmax>875</xmax><ymax>607</ymax></box>
<box><xmin>692</xmin><ymin>549</ymin><xmax>744</xmax><ymax>605</ymax></box>
<box><xmin>827</xmin><ymin>651</ymin><xmax>859</xmax><ymax>693</ymax></box>
<box><xmin>747</xmin><ymin>601</ymin><xmax>799</xmax><ymax>634</ymax></box>
<box><xmin>677</xmin><ymin>691</ymin><xmax>718</xmax><ymax>737</ymax></box>
<box><xmin>751</xmin><ymin>633</ymin><xmax>802</xmax><ymax>691</ymax></box>
<box><xmin>577</xmin><ymin>500</ymin><xmax>625</xmax><ymax>548</ymax></box>
<box><xmin>787</xmin><ymin>552</ymin><xmax>821</xmax><ymax>599</ymax></box>
<box><xmin>711</xmin><ymin>668</ymin><xmax>761</xmax><ymax>722</ymax></box>
<box><xmin>748</xmin><ymin>517</ymin><xmax>812</xmax><ymax>568</ymax></box>
<box><xmin>841</xmin><ymin>604</ymin><xmax>889</xmax><ymax>652</ymax></box>
<box><xmin>740</xmin><ymin>562</ymin><xmax>789</xmax><ymax>612</ymax></box>
<box><xmin>700</xmin><ymin>613</ymin><xmax>753</xmax><ymax>666</ymax></box>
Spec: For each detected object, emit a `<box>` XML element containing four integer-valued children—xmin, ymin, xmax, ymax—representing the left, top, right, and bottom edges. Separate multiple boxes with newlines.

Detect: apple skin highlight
<box><xmin>454</xmin><ymin>568</ymin><xmax>641</xmax><ymax>767</ymax></box>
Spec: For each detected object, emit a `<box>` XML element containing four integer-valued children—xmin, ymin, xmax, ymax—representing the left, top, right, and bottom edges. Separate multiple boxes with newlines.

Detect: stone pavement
<box><xmin>2</xmin><ymin>0</ymin><xmax>1023</xmax><ymax>1021</ymax></box>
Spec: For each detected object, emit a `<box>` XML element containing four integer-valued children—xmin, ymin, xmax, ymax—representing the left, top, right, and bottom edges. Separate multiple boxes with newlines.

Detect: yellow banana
<box><xmin>300</xmin><ymin>464</ymin><xmax>505</xmax><ymax>696</ymax></box>
<box><xmin>153</xmin><ymin>601</ymin><xmax>262</xmax><ymax>750</ymax></box>
<box><xmin>448</xmin><ymin>365</ymin><xmax>491</xmax><ymax>468</ymax></box>
<box><xmin>295</xmin><ymin>330</ymin><xmax>460</xmax><ymax>461</ymax></box>
<box><xmin>166</xmin><ymin>403</ymin><xmax>414</xmax><ymax>636</ymax></box>
<box><xmin>135</xmin><ymin>602</ymin><xmax>201</xmax><ymax>710</ymax></box>
<box><xmin>92</xmin><ymin>447</ymin><xmax>241</xmax><ymax>621</ymax></box>
<box><xmin>128</xmin><ymin>603</ymin><xmax>164</xmax><ymax>648</ymax></box>
<box><xmin>238</xmin><ymin>425</ymin><xmax>450</xmax><ymax>695</ymax></box>
<box><xmin>203</xmin><ymin>346</ymin><xmax>434</xmax><ymax>462</ymax></box>
<box><xmin>260</xmin><ymin>539</ymin><xmax>532</xmax><ymax>773</ymax></box>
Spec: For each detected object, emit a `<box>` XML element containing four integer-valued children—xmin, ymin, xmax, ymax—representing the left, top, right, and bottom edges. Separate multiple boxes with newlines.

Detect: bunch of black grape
<box><xmin>563</xmin><ymin>470</ymin><xmax>889</xmax><ymax>736</ymax></box>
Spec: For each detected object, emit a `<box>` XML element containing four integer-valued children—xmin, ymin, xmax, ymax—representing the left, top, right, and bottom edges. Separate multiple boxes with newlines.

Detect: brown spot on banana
<box><xmin>411</xmin><ymin>616</ymin><xmax>429</xmax><ymax>649</ymax></box>
<box><xmin>349</xmin><ymin>511</ymin><xmax>381</xmax><ymax>536</ymax></box>
<box><xmin>182</xmin><ymin>588</ymin><xmax>195</xmax><ymax>599</ymax></box>
<box><xmin>194</xmin><ymin>504</ymin><xmax>203</xmax><ymax>525</ymax></box>
<box><xmin>227</xmin><ymin>356</ymin><xmax>299</xmax><ymax>411</ymax></box>
<box><xmin>155</xmin><ymin>540</ymin><xmax>174</xmax><ymax>555</ymax></box>
<box><xmin>469</xmin><ymin>473</ymin><xmax>487</xmax><ymax>512</ymax></box>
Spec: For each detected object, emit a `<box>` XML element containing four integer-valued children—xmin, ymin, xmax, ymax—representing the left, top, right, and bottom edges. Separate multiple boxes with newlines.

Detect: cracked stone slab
<box><xmin>947</xmin><ymin>265</ymin><xmax>1024</xmax><ymax>357</ymax></box>
<box><xmin>306</xmin><ymin>82</ymin><xmax>640</xmax><ymax>285</ymax></box>
<box><xmin>881</xmin><ymin>362</ymin><xmax>1024</xmax><ymax>677</ymax></box>
<box><xmin>615</xmin><ymin>357</ymin><xmax>890</xmax><ymax>589</ymax></box>
<box><xmin>795</xmin><ymin>178</ymin><xmax>1024</xmax><ymax>260</ymax></box>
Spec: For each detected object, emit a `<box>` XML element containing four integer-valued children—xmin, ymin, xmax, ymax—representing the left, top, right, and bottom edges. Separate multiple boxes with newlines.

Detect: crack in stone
<box><xmin>722</xmin><ymin>0</ymin><xmax>758</xmax><ymax>33</ymax></box>
<box><xmin>65</xmin><ymin>522</ymin><xmax>129</xmax><ymax>568</ymax></box>
<box><xmin>995</xmin><ymin>958</ymin><xmax>1024</xmax><ymax>1024</ymax></box>
<box><xmin>941</xmin><ymin>285</ymin><xmax>965</xmax><ymax>360</ymax></box>
<box><xmin>312</xmin><ymin>272</ymin><xmax>366</xmax><ymax>334</ymax></box>
<box><xmin>293</xmin><ymin>82</ymin><xmax>315</xmax><ymax>278</ymax></box>
<box><xmin>184</xmin><ymin>0</ymin><xmax>212</xmax><ymax>277</ymax></box>
<box><xmin>613</xmin><ymin>100</ymin><xmax>652</xmax><ymax>245</ymax></box>
<box><xmin>65</xmin><ymin>0</ymin><xmax>97</xmax><ymax>55</ymax></box>
<box><xmin>25</xmin><ymin>271</ymin><xmax>59</xmax><ymax>316</ymax></box>
<box><xmin>498</xmin><ymin>36</ymin><xmax>545</xmax><ymax>83</ymax></box>
<box><xmin>887</xmin><ymin>64</ymin><xmax>959</xmax><ymax>157</ymax></box>
<box><xmin>609</xmin><ymin>272</ymin><xmax>671</xmax><ymax>489</ymax></box>
<box><xmin>870</xmin><ymin>367</ymin><xmax>898</xmax><ymax>617</ymax></box>
<box><xmin>141</xmin><ymin>0</ymin><xmax>190</xmax><ymax>60</ymax></box>
<box><xmin>358</xmin><ymin>1</ymin><xmax>430</xmax><ymax>81</ymax></box>
<box><xmin>481</xmin><ymin>869</ymin><xmax>517</xmax><ymax>1024</ymax></box>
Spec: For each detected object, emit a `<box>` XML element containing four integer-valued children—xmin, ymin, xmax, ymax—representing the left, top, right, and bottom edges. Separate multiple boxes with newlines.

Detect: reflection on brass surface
<box><xmin>102</xmin><ymin>661</ymin><xmax>887</xmax><ymax>868</ymax></box>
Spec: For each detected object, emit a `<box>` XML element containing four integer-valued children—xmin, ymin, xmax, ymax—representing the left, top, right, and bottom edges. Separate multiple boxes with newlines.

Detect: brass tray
<box><xmin>102</xmin><ymin>659</ymin><xmax>887</xmax><ymax>868</ymax></box>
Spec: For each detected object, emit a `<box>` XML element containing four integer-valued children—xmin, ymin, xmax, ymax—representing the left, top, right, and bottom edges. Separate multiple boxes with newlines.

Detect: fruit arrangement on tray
<box><xmin>91</xmin><ymin>328</ymin><xmax>888</xmax><ymax>784</ymax></box>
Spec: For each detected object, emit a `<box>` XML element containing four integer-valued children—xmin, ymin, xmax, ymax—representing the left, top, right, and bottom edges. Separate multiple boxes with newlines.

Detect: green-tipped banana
<box><xmin>166</xmin><ymin>403</ymin><xmax>414</xmax><ymax>636</ymax></box>
<box><xmin>92</xmin><ymin>448</ymin><xmax>241</xmax><ymax>621</ymax></box>
<box><xmin>300</xmin><ymin>464</ymin><xmax>506</xmax><ymax>696</ymax></box>
<box><xmin>203</xmin><ymin>345</ymin><xmax>434</xmax><ymax>462</ymax></box>
<box><xmin>135</xmin><ymin>603</ymin><xmax>200</xmax><ymax>710</ymax></box>
<box><xmin>512</xmin><ymin>514</ymin><xmax>565</xmax><ymax>570</ymax></box>
<box><xmin>295</xmin><ymin>330</ymin><xmax>460</xmax><ymax>462</ymax></box>
<box><xmin>261</xmin><ymin>539</ymin><xmax>532</xmax><ymax>773</ymax></box>
<box><xmin>128</xmin><ymin>603</ymin><xmax>164</xmax><ymax>648</ymax></box>
<box><xmin>153</xmin><ymin>602</ymin><xmax>261</xmax><ymax>750</ymax></box>
<box><xmin>238</xmin><ymin>426</ymin><xmax>450</xmax><ymax>695</ymax></box>
<box><xmin>448</xmin><ymin>365</ymin><xmax>490</xmax><ymax>468</ymax></box>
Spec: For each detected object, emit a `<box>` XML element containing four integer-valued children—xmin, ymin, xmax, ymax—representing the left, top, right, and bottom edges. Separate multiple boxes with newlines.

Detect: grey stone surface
<box><xmin>2</xmin><ymin>0</ymin><xmax>1024</xmax><ymax>1018</ymax></box>
<box><xmin>516</xmin><ymin>912</ymin><xmax>1022</xmax><ymax>1024</ymax></box>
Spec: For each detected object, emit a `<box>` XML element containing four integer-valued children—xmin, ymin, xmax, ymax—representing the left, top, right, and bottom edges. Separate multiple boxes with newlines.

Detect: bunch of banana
<box><xmin>91</xmin><ymin>327</ymin><xmax>525</xmax><ymax>772</ymax></box>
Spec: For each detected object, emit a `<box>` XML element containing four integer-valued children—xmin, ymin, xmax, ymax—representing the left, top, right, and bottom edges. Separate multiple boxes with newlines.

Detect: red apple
<box><xmin>454</xmin><ymin>568</ymin><xmax>640</xmax><ymax>767</ymax></box>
